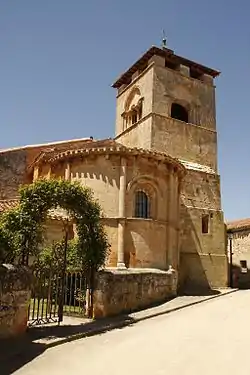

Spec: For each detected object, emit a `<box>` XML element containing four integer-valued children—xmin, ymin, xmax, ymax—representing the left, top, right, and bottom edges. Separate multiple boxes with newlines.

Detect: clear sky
<box><xmin>0</xmin><ymin>1</ymin><xmax>249</xmax><ymax>221</ymax></box>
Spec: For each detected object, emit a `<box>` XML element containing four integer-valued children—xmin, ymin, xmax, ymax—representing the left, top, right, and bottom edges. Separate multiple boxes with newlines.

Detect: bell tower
<box><xmin>112</xmin><ymin>45</ymin><xmax>228</xmax><ymax>291</ymax></box>
<box><xmin>113</xmin><ymin>45</ymin><xmax>219</xmax><ymax>170</ymax></box>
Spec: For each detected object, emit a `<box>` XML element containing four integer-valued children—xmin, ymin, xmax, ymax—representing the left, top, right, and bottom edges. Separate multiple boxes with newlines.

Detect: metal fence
<box><xmin>28</xmin><ymin>269</ymin><xmax>87</xmax><ymax>326</ymax></box>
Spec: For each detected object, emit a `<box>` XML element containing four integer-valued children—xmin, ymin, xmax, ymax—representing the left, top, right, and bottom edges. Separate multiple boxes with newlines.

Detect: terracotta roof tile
<box><xmin>227</xmin><ymin>218</ymin><xmax>250</xmax><ymax>231</ymax></box>
<box><xmin>36</xmin><ymin>138</ymin><xmax>186</xmax><ymax>176</ymax></box>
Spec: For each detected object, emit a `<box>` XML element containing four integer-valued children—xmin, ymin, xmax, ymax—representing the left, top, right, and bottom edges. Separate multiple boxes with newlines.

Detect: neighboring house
<box><xmin>227</xmin><ymin>219</ymin><xmax>250</xmax><ymax>288</ymax></box>
<box><xmin>0</xmin><ymin>44</ymin><xmax>228</xmax><ymax>292</ymax></box>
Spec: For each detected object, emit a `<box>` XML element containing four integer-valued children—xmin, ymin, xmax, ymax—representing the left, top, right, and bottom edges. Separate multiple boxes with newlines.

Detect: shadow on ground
<box><xmin>0</xmin><ymin>339</ymin><xmax>47</xmax><ymax>375</ymax></box>
<box><xmin>0</xmin><ymin>315</ymin><xmax>135</xmax><ymax>375</ymax></box>
<box><xmin>0</xmin><ymin>290</ymin><xmax>224</xmax><ymax>374</ymax></box>
<box><xmin>178</xmin><ymin>289</ymin><xmax>221</xmax><ymax>297</ymax></box>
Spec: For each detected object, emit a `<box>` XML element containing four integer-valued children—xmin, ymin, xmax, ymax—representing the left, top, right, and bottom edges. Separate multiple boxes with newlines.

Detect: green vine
<box><xmin>0</xmin><ymin>179</ymin><xmax>110</xmax><ymax>276</ymax></box>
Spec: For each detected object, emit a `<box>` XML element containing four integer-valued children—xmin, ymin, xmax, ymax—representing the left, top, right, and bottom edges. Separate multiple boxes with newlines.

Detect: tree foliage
<box><xmin>0</xmin><ymin>179</ymin><xmax>110</xmax><ymax>275</ymax></box>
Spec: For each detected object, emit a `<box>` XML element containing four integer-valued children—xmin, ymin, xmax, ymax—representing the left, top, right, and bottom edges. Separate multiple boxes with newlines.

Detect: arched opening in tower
<box><xmin>171</xmin><ymin>103</ymin><xmax>189</xmax><ymax>123</ymax></box>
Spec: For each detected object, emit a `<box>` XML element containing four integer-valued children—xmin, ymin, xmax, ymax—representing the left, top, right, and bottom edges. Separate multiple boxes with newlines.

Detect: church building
<box><xmin>0</xmin><ymin>44</ymin><xmax>228</xmax><ymax>292</ymax></box>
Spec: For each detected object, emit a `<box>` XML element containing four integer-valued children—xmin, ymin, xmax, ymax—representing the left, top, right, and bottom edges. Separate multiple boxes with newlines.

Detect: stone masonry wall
<box><xmin>152</xmin><ymin>64</ymin><xmax>217</xmax><ymax>170</ymax></box>
<box><xmin>115</xmin><ymin>66</ymin><xmax>154</xmax><ymax>136</ymax></box>
<box><xmin>0</xmin><ymin>264</ymin><xmax>31</xmax><ymax>339</ymax></box>
<box><xmin>152</xmin><ymin>115</ymin><xmax>217</xmax><ymax>170</ymax></box>
<box><xmin>93</xmin><ymin>268</ymin><xmax>177</xmax><ymax>318</ymax></box>
<box><xmin>230</xmin><ymin>229</ymin><xmax>250</xmax><ymax>288</ymax></box>
<box><xmin>0</xmin><ymin>149</ymin><xmax>29</xmax><ymax>199</ymax></box>
<box><xmin>179</xmin><ymin>169</ymin><xmax>227</xmax><ymax>290</ymax></box>
<box><xmin>0</xmin><ymin>138</ymin><xmax>93</xmax><ymax>200</ymax></box>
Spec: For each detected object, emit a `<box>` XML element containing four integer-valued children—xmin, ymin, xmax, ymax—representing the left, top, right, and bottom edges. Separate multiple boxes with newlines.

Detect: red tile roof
<box><xmin>33</xmin><ymin>138</ymin><xmax>186</xmax><ymax>176</ymax></box>
<box><xmin>227</xmin><ymin>218</ymin><xmax>250</xmax><ymax>231</ymax></box>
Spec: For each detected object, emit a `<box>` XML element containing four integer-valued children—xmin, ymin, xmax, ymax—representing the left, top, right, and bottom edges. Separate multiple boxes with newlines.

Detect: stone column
<box><xmin>65</xmin><ymin>162</ymin><xmax>71</xmax><ymax>181</ymax></box>
<box><xmin>117</xmin><ymin>157</ymin><xmax>127</xmax><ymax>269</ymax></box>
<box><xmin>173</xmin><ymin>174</ymin><xmax>180</xmax><ymax>270</ymax></box>
<box><xmin>167</xmin><ymin>170</ymin><xmax>177</xmax><ymax>270</ymax></box>
<box><xmin>33</xmin><ymin>166</ymin><xmax>39</xmax><ymax>181</ymax></box>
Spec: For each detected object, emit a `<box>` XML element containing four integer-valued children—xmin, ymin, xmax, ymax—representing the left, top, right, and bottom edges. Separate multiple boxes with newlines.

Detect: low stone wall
<box><xmin>93</xmin><ymin>267</ymin><xmax>177</xmax><ymax>318</ymax></box>
<box><xmin>0</xmin><ymin>264</ymin><xmax>31</xmax><ymax>339</ymax></box>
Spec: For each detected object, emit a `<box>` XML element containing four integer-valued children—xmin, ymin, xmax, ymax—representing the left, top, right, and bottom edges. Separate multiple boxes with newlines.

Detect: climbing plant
<box><xmin>0</xmin><ymin>179</ymin><xmax>110</xmax><ymax>276</ymax></box>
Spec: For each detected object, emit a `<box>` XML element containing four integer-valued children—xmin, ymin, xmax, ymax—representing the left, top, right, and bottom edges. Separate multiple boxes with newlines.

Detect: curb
<box><xmin>45</xmin><ymin>288</ymin><xmax>238</xmax><ymax>349</ymax></box>
<box><xmin>131</xmin><ymin>288</ymin><xmax>238</xmax><ymax>323</ymax></box>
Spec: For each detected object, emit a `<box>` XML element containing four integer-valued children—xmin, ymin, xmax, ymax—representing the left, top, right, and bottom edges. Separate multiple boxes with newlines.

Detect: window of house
<box><xmin>202</xmin><ymin>214</ymin><xmax>209</xmax><ymax>234</ymax></box>
<box><xmin>171</xmin><ymin>103</ymin><xmax>189</xmax><ymax>123</ymax></box>
<box><xmin>134</xmin><ymin>191</ymin><xmax>150</xmax><ymax>218</ymax></box>
<box><xmin>240</xmin><ymin>260</ymin><xmax>247</xmax><ymax>269</ymax></box>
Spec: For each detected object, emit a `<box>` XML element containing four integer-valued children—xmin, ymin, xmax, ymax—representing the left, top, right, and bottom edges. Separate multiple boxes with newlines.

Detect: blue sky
<box><xmin>0</xmin><ymin>1</ymin><xmax>249</xmax><ymax>220</ymax></box>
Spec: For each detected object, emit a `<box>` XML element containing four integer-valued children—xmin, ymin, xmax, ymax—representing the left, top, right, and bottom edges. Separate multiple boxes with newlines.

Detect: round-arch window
<box><xmin>171</xmin><ymin>103</ymin><xmax>188</xmax><ymax>123</ymax></box>
<box><xmin>134</xmin><ymin>191</ymin><xmax>150</xmax><ymax>218</ymax></box>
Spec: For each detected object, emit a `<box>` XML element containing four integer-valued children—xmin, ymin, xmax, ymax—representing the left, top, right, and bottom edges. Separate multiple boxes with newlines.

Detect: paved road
<box><xmin>12</xmin><ymin>291</ymin><xmax>250</xmax><ymax>374</ymax></box>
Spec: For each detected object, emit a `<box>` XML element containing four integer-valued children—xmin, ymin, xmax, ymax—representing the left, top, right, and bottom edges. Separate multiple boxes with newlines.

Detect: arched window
<box><xmin>134</xmin><ymin>191</ymin><xmax>150</xmax><ymax>218</ymax></box>
<box><xmin>171</xmin><ymin>103</ymin><xmax>189</xmax><ymax>123</ymax></box>
<box><xmin>123</xmin><ymin>88</ymin><xmax>143</xmax><ymax>129</ymax></box>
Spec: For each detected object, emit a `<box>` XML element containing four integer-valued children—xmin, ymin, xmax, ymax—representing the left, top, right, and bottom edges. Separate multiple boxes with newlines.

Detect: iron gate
<box><xmin>28</xmin><ymin>269</ymin><xmax>87</xmax><ymax>326</ymax></box>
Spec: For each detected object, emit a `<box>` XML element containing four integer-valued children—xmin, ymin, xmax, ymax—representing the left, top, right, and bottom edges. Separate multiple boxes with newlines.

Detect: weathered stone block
<box><xmin>0</xmin><ymin>264</ymin><xmax>32</xmax><ymax>339</ymax></box>
<box><xmin>93</xmin><ymin>268</ymin><xmax>177</xmax><ymax>318</ymax></box>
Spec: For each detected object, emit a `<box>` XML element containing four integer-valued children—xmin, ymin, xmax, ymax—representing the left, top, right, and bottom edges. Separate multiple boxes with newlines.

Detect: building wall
<box><xmin>37</xmin><ymin>152</ymin><xmax>181</xmax><ymax>271</ymax></box>
<box><xmin>0</xmin><ymin>138</ymin><xmax>92</xmax><ymax>200</ymax></box>
<box><xmin>152</xmin><ymin>64</ymin><xmax>216</xmax><ymax>131</ymax></box>
<box><xmin>124</xmin><ymin>219</ymin><xmax>167</xmax><ymax>268</ymax></box>
<box><xmin>71</xmin><ymin>155</ymin><xmax>120</xmax><ymax>218</ymax></box>
<box><xmin>152</xmin><ymin>64</ymin><xmax>217</xmax><ymax>170</ymax></box>
<box><xmin>115</xmin><ymin>66</ymin><xmax>154</xmax><ymax>137</ymax></box>
<box><xmin>230</xmin><ymin>229</ymin><xmax>250</xmax><ymax>288</ymax></box>
<box><xmin>0</xmin><ymin>149</ymin><xmax>30</xmax><ymax>199</ymax></box>
<box><xmin>115</xmin><ymin>60</ymin><xmax>217</xmax><ymax>171</ymax></box>
<box><xmin>113</xmin><ymin>55</ymin><xmax>226</xmax><ymax>290</ymax></box>
<box><xmin>115</xmin><ymin>116</ymin><xmax>152</xmax><ymax>150</ymax></box>
<box><xmin>179</xmin><ymin>169</ymin><xmax>227</xmax><ymax>289</ymax></box>
<box><xmin>151</xmin><ymin>114</ymin><xmax>217</xmax><ymax>170</ymax></box>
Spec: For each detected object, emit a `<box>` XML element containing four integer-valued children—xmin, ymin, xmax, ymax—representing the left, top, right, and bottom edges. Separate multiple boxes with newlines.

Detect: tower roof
<box><xmin>112</xmin><ymin>45</ymin><xmax>220</xmax><ymax>89</ymax></box>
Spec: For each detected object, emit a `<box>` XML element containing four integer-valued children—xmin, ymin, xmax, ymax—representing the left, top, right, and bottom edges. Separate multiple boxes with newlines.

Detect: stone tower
<box><xmin>112</xmin><ymin>45</ymin><xmax>228</xmax><ymax>290</ymax></box>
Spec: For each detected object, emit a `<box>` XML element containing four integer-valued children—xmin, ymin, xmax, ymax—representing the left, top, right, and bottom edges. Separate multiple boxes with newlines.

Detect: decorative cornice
<box><xmin>33</xmin><ymin>139</ymin><xmax>186</xmax><ymax>177</ymax></box>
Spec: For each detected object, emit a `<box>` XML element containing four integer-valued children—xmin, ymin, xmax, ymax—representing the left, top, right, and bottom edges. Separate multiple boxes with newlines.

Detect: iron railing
<box><xmin>28</xmin><ymin>270</ymin><xmax>86</xmax><ymax>326</ymax></box>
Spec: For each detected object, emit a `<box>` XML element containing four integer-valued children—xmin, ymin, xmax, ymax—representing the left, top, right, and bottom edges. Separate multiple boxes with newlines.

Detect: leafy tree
<box><xmin>0</xmin><ymin>179</ymin><xmax>110</xmax><ymax>280</ymax></box>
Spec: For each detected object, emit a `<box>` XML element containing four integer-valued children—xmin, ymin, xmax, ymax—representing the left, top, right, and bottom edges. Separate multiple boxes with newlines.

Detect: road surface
<box><xmin>12</xmin><ymin>290</ymin><xmax>250</xmax><ymax>374</ymax></box>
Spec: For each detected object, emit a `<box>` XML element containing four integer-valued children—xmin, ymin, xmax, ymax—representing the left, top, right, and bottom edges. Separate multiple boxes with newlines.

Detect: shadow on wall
<box><xmin>178</xmin><ymin>203</ymin><xmax>212</xmax><ymax>295</ymax></box>
<box><xmin>71</xmin><ymin>158</ymin><xmax>119</xmax><ymax>189</ymax></box>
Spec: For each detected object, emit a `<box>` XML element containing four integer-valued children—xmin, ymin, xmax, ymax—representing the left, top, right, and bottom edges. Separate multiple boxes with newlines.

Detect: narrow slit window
<box><xmin>202</xmin><ymin>214</ymin><xmax>209</xmax><ymax>234</ymax></box>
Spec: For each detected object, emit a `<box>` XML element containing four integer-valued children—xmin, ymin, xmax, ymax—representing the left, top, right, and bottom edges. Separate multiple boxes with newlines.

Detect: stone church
<box><xmin>0</xmin><ymin>44</ymin><xmax>228</xmax><ymax>292</ymax></box>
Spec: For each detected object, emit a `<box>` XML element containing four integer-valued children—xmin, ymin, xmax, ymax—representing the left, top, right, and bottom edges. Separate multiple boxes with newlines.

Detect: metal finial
<box><xmin>162</xmin><ymin>29</ymin><xmax>167</xmax><ymax>48</ymax></box>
